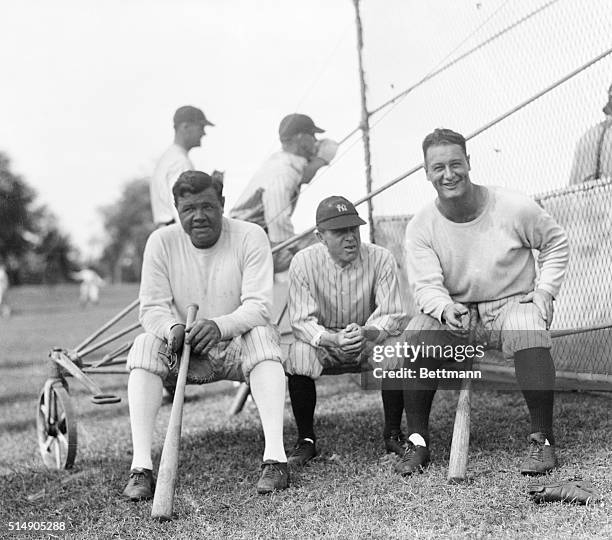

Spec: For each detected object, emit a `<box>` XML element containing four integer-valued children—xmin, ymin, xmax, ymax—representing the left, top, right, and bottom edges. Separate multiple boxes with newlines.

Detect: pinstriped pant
<box><xmin>126</xmin><ymin>325</ymin><xmax>282</xmax><ymax>383</ymax></box>
<box><xmin>404</xmin><ymin>294</ymin><xmax>551</xmax><ymax>359</ymax></box>
<box><xmin>284</xmin><ymin>334</ymin><xmax>403</xmax><ymax>379</ymax></box>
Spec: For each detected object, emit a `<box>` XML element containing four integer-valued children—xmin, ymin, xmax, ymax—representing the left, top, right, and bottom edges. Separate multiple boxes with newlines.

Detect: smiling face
<box><xmin>317</xmin><ymin>226</ymin><xmax>361</xmax><ymax>267</ymax></box>
<box><xmin>424</xmin><ymin>143</ymin><xmax>472</xmax><ymax>201</ymax></box>
<box><xmin>176</xmin><ymin>187</ymin><xmax>224</xmax><ymax>249</ymax></box>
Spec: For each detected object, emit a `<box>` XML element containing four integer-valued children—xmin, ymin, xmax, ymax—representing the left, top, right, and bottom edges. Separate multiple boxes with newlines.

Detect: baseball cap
<box><xmin>173</xmin><ymin>105</ymin><xmax>215</xmax><ymax>128</ymax></box>
<box><xmin>279</xmin><ymin>113</ymin><xmax>325</xmax><ymax>140</ymax></box>
<box><xmin>316</xmin><ymin>196</ymin><xmax>366</xmax><ymax>230</ymax></box>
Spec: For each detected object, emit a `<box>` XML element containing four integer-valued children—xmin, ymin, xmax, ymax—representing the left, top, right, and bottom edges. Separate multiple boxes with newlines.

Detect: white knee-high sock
<box><xmin>249</xmin><ymin>360</ymin><xmax>287</xmax><ymax>463</ymax></box>
<box><xmin>128</xmin><ymin>368</ymin><xmax>163</xmax><ymax>470</ymax></box>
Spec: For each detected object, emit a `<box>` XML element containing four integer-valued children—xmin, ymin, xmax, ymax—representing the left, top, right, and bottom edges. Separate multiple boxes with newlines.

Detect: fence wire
<box><xmin>366</xmin><ymin>0</ymin><xmax>612</xmax><ymax>383</ymax></box>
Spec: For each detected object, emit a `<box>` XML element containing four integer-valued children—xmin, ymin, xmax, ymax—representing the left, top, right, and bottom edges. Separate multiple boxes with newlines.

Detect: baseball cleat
<box><xmin>520</xmin><ymin>432</ymin><xmax>558</xmax><ymax>475</ymax></box>
<box><xmin>384</xmin><ymin>430</ymin><xmax>408</xmax><ymax>456</ymax></box>
<box><xmin>287</xmin><ymin>438</ymin><xmax>318</xmax><ymax>466</ymax></box>
<box><xmin>122</xmin><ymin>467</ymin><xmax>155</xmax><ymax>500</ymax></box>
<box><xmin>395</xmin><ymin>443</ymin><xmax>430</xmax><ymax>477</ymax></box>
<box><xmin>256</xmin><ymin>461</ymin><xmax>289</xmax><ymax>494</ymax></box>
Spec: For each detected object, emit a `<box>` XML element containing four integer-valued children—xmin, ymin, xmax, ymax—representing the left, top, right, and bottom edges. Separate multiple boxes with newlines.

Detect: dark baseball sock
<box><xmin>288</xmin><ymin>374</ymin><xmax>317</xmax><ymax>441</ymax></box>
<box><xmin>381</xmin><ymin>374</ymin><xmax>404</xmax><ymax>438</ymax></box>
<box><xmin>402</xmin><ymin>355</ymin><xmax>442</xmax><ymax>446</ymax></box>
<box><xmin>514</xmin><ymin>347</ymin><xmax>555</xmax><ymax>445</ymax></box>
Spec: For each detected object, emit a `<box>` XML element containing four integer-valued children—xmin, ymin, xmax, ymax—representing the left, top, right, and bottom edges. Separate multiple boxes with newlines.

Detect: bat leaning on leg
<box><xmin>151</xmin><ymin>303</ymin><xmax>199</xmax><ymax>521</ymax></box>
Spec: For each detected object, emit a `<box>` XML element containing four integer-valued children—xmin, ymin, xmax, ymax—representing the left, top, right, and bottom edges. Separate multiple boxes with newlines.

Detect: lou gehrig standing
<box><xmin>149</xmin><ymin>106</ymin><xmax>214</xmax><ymax>227</ymax></box>
<box><xmin>123</xmin><ymin>171</ymin><xmax>289</xmax><ymax>499</ymax></box>
<box><xmin>398</xmin><ymin>128</ymin><xmax>569</xmax><ymax>477</ymax></box>
<box><xmin>230</xmin><ymin>114</ymin><xmax>338</xmax><ymax>273</ymax></box>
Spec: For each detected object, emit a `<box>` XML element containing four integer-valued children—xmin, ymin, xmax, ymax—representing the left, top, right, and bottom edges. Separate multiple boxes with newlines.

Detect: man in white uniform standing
<box><xmin>150</xmin><ymin>105</ymin><xmax>214</xmax><ymax>227</ymax></box>
<box><xmin>123</xmin><ymin>170</ymin><xmax>288</xmax><ymax>499</ymax></box>
<box><xmin>230</xmin><ymin>113</ymin><xmax>338</xmax><ymax>272</ymax></box>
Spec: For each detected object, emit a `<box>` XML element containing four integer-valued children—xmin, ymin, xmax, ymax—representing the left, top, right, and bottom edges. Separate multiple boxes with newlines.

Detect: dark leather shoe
<box><xmin>122</xmin><ymin>468</ymin><xmax>155</xmax><ymax>500</ymax></box>
<box><xmin>257</xmin><ymin>461</ymin><xmax>290</xmax><ymax>494</ymax></box>
<box><xmin>384</xmin><ymin>431</ymin><xmax>408</xmax><ymax>456</ymax></box>
<box><xmin>287</xmin><ymin>439</ymin><xmax>318</xmax><ymax>466</ymax></box>
<box><xmin>520</xmin><ymin>432</ymin><xmax>558</xmax><ymax>475</ymax></box>
<box><xmin>395</xmin><ymin>443</ymin><xmax>430</xmax><ymax>476</ymax></box>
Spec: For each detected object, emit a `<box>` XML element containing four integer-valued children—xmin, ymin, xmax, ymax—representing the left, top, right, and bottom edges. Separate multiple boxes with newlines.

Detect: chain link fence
<box><xmin>365</xmin><ymin>0</ymin><xmax>612</xmax><ymax>388</ymax></box>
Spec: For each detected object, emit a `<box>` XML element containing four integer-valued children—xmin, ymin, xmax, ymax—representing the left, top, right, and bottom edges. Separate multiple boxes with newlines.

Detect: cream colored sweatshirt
<box><xmin>139</xmin><ymin>218</ymin><xmax>274</xmax><ymax>341</ymax></box>
<box><xmin>404</xmin><ymin>186</ymin><xmax>569</xmax><ymax>321</ymax></box>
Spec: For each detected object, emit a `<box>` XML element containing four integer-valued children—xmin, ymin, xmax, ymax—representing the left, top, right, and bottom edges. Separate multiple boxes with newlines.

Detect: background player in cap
<box><xmin>149</xmin><ymin>105</ymin><xmax>215</xmax><ymax>227</ymax></box>
<box><xmin>569</xmin><ymin>81</ymin><xmax>612</xmax><ymax>185</ymax></box>
<box><xmin>123</xmin><ymin>170</ymin><xmax>289</xmax><ymax>499</ymax></box>
<box><xmin>230</xmin><ymin>113</ymin><xmax>339</xmax><ymax>273</ymax></box>
<box><xmin>398</xmin><ymin>128</ymin><xmax>569</xmax><ymax>477</ymax></box>
<box><xmin>284</xmin><ymin>196</ymin><xmax>408</xmax><ymax>465</ymax></box>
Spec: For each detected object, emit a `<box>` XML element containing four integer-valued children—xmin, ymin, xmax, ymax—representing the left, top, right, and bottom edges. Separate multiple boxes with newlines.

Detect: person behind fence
<box><xmin>569</xmin><ymin>82</ymin><xmax>612</xmax><ymax>185</ymax></box>
<box><xmin>397</xmin><ymin>128</ymin><xmax>569</xmax><ymax>477</ymax></box>
<box><xmin>123</xmin><ymin>170</ymin><xmax>289</xmax><ymax>500</ymax></box>
<box><xmin>150</xmin><ymin>105</ymin><xmax>215</xmax><ymax>227</ymax></box>
<box><xmin>230</xmin><ymin>113</ymin><xmax>339</xmax><ymax>274</ymax></box>
<box><xmin>284</xmin><ymin>195</ymin><xmax>408</xmax><ymax>466</ymax></box>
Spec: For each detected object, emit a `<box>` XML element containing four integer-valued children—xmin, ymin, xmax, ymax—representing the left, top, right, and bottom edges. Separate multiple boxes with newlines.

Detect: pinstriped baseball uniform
<box><xmin>403</xmin><ymin>185</ymin><xmax>569</xmax><ymax>356</ymax></box>
<box><xmin>126</xmin><ymin>217</ymin><xmax>282</xmax><ymax>381</ymax></box>
<box><xmin>286</xmin><ymin>242</ymin><xmax>408</xmax><ymax>378</ymax></box>
<box><xmin>230</xmin><ymin>151</ymin><xmax>307</xmax><ymax>243</ymax></box>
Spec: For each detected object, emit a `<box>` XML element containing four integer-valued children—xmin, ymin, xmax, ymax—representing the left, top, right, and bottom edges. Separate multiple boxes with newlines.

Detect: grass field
<box><xmin>0</xmin><ymin>284</ymin><xmax>610</xmax><ymax>539</ymax></box>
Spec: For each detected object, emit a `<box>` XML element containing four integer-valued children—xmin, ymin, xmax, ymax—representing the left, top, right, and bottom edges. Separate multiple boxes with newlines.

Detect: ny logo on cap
<box><xmin>336</xmin><ymin>204</ymin><xmax>348</xmax><ymax>213</ymax></box>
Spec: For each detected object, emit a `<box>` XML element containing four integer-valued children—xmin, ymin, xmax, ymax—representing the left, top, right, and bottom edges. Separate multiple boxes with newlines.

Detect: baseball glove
<box><xmin>316</xmin><ymin>139</ymin><xmax>339</xmax><ymax>164</ymax></box>
<box><xmin>527</xmin><ymin>481</ymin><xmax>600</xmax><ymax>505</ymax></box>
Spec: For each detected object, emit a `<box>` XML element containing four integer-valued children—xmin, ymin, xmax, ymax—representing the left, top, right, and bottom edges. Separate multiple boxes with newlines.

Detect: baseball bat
<box><xmin>447</xmin><ymin>305</ymin><xmax>479</xmax><ymax>484</ymax></box>
<box><xmin>151</xmin><ymin>303</ymin><xmax>198</xmax><ymax>521</ymax></box>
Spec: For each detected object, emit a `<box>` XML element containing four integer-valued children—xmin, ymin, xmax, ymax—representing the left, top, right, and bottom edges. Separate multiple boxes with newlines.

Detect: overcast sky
<box><xmin>1</xmin><ymin>0</ymin><xmax>610</xmax><ymax>257</ymax></box>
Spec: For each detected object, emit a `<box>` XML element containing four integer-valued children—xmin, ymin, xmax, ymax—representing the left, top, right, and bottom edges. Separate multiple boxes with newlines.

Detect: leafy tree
<box><xmin>0</xmin><ymin>152</ymin><xmax>77</xmax><ymax>284</ymax></box>
<box><xmin>0</xmin><ymin>153</ymin><xmax>37</xmax><ymax>262</ymax></box>
<box><xmin>99</xmin><ymin>177</ymin><xmax>154</xmax><ymax>282</ymax></box>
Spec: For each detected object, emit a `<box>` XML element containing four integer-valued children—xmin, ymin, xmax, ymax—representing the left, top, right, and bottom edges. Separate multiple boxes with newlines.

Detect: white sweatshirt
<box><xmin>139</xmin><ymin>217</ymin><xmax>274</xmax><ymax>340</ymax></box>
<box><xmin>404</xmin><ymin>186</ymin><xmax>569</xmax><ymax>321</ymax></box>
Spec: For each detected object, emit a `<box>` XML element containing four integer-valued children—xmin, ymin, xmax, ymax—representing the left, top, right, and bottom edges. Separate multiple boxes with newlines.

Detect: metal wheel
<box><xmin>36</xmin><ymin>380</ymin><xmax>77</xmax><ymax>469</ymax></box>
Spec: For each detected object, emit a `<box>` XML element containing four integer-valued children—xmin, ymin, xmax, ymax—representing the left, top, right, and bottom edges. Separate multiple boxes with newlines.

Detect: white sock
<box><xmin>249</xmin><ymin>361</ymin><xmax>287</xmax><ymax>463</ymax></box>
<box><xmin>128</xmin><ymin>368</ymin><xmax>163</xmax><ymax>470</ymax></box>
<box><xmin>544</xmin><ymin>439</ymin><xmax>550</xmax><ymax>446</ymax></box>
<box><xmin>408</xmin><ymin>433</ymin><xmax>427</xmax><ymax>447</ymax></box>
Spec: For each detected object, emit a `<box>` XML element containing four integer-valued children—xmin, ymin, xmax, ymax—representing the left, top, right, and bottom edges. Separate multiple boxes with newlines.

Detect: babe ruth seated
<box><xmin>122</xmin><ymin>170</ymin><xmax>289</xmax><ymax>500</ymax></box>
<box><xmin>284</xmin><ymin>196</ymin><xmax>408</xmax><ymax>466</ymax></box>
<box><xmin>396</xmin><ymin>128</ymin><xmax>569</xmax><ymax>477</ymax></box>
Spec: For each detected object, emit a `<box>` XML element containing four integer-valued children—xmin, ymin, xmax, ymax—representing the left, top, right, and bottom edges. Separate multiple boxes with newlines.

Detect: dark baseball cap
<box><xmin>316</xmin><ymin>196</ymin><xmax>366</xmax><ymax>230</ymax></box>
<box><xmin>279</xmin><ymin>113</ymin><xmax>324</xmax><ymax>140</ymax></box>
<box><xmin>173</xmin><ymin>105</ymin><xmax>215</xmax><ymax>128</ymax></box>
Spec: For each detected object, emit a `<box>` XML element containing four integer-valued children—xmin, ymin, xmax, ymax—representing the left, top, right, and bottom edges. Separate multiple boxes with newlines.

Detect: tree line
<box><xmin>0</xmin><ymin>151</ymin><xmax>153</xmax><ymax>285</ymax></box>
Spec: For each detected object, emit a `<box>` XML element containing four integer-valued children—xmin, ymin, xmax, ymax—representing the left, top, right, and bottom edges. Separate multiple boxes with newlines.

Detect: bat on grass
<box><xmin>447</xmin><ymin>305</ymin><xmax>479</xmax><ymax>484</ymax></box>
<box><xmin>151</xmin><ymin>303</ymin><xmax>198</xmax><ymax>521</ymax></box>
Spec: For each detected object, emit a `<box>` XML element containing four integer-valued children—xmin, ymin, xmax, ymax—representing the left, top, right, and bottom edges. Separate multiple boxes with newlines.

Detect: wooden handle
<box><xmin>151</xmin><ymin>304</ymin><xmax>198</xmax><ymax>521</ymax></box>
<box><xmin>447</xmin><ymin>305</ymin><xmax>478</xmax><ymax>483</ymax></box>
<box><xmin>447</xmin><ymin>369</ymin><xmax>473</xmax><ymax>483</ymax></box>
